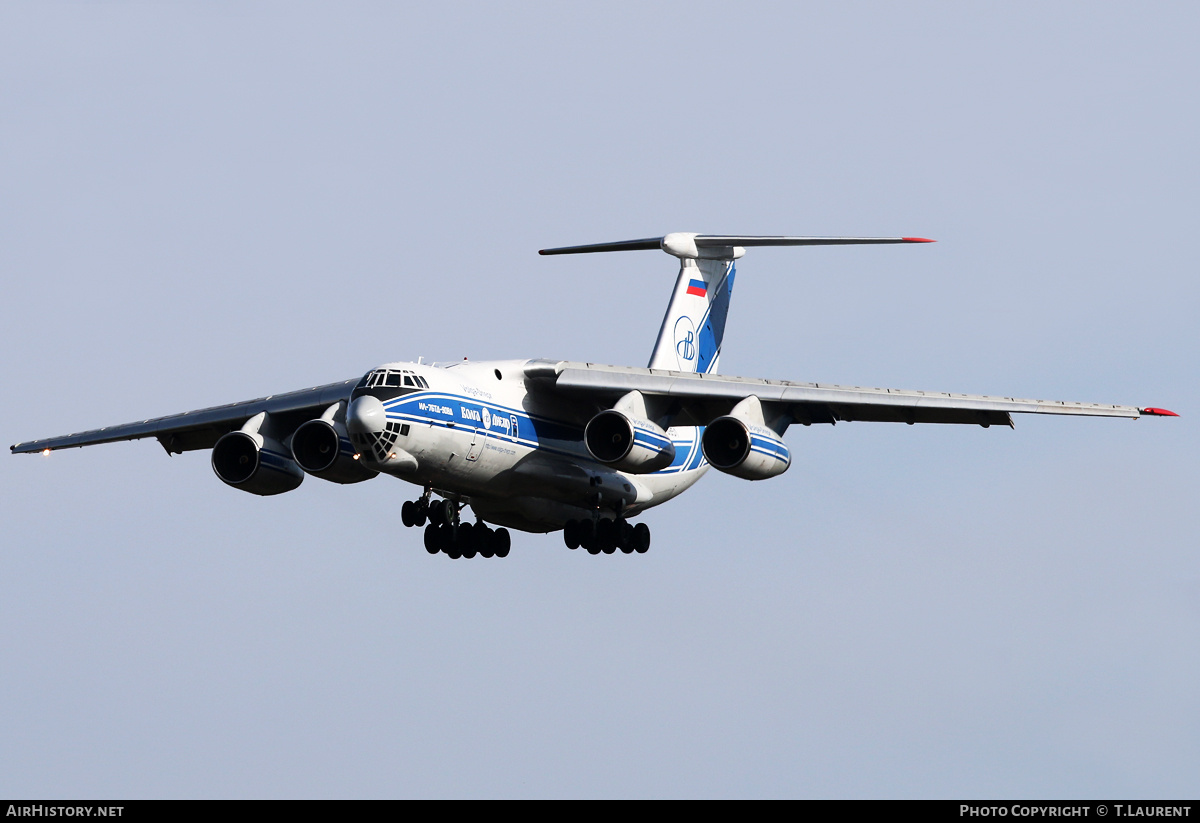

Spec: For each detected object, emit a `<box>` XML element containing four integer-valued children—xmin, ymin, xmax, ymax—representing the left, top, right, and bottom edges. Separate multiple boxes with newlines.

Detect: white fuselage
<box><xmin>347</xmin><ymin>359</ymin><xmax>708</xmax><ymax>532</ymax></box>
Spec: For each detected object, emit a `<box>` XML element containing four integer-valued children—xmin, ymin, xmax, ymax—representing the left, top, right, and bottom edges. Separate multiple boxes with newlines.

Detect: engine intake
<box><xmin>212</xmin><ymin>430</ymin><xmax>305</xmax><ymax>495</ymax></box>
<box><xmin>701</xmin><ymin>396</ymin><xmax>792</xmax><ymax>480</ymax></box>
<box><xmin>291</xmin><ymin>419</ymin><xmax>377</xmax><ymax>484</ymax></box>
<box><xmin>584</xmin><ymin>409</ymin><xmax>675</xmax><ymax>473</ymax></box>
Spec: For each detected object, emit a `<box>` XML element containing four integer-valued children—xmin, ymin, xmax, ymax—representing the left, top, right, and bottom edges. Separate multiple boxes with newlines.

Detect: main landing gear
<box><xmin>402</xmin><ymin>494</ymin><xmax>511</xmax><ymax>559</ymax></box>
<box><xmin>563</xmin><ymin>517</ymin><xmax>650</xmax><ymax>555</ymax></box>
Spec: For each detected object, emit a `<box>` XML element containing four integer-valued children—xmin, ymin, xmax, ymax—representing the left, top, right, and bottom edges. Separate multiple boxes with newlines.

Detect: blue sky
<box><xmin>2</xmin><ymin>2</ymin><xmax>1197</xmax><ymax>797</ymax></box>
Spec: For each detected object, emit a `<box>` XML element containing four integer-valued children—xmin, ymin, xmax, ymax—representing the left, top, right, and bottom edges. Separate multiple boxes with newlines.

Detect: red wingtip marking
<box><xmin>902</xmin><ymin>237</ymin><xmax>936</xmax><ymax>243</ymax></box>
<box><xmin>1141</xmin><ymin>407</ymin><xmax>1179</xmax><ymax>417</ymax></box>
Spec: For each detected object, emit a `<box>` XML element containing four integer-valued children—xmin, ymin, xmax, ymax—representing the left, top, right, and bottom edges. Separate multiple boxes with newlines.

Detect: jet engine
<box><xmin>291</xmin><ymin>418</ymin><xmax>377</xmax><ymax>484</ymax></box>
<box><xmin>211</xmin><ymin>412</ymin><xmax>304</xmax><ymax>495</ymax></box>
<box><xmin>584</xmin><ymin>409</ymin><xmax>675</xmax><ymax>473</ymax></box>
<box><xmin>701</xmin><ymin>396</ymin><xmax>791</xmax><ymax>480</ymax></box>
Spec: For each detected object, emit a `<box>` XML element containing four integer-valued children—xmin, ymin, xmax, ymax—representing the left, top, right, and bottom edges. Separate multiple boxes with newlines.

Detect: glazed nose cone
<box><xmin>346</xmin><ymin>395</ymin><xmax>386</xmax><ymax>436</ymax></box>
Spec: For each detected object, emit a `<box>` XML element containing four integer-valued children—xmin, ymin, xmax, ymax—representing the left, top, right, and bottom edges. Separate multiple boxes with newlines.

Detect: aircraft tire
<box><xmin>459</xmin><ymin>522</ymin><xmax>477</xmax><ymax>558</ymax></box>
<box><xmin>633</xmin><ymin>523</ymin><xmax>650</xmax><ymax>554</ymax></box>
<box><xmin>596</xmin><ymin>519</ymin><xmax>617</xmax><ymax>554</ymax></box>
<box><xmin>401</xmin><ymin>501</ymin><xmax>415</xmax><ymax>528</ymax></box>
<box><xmin>424</xmin><ymin>524</ymin><xmax>439</xmax><ymax>554</ymax></box>
<box><xmin>428</xmin><ymin>500</ymin><xmax>445</xmax><ymax>527</ymax></box>
<box><xmin>477</xmin><ymin>524</ymin><xmax>495</xmax><ymax>558</ymax></box>
<box><xmin>563</xmin><ymin>519</ymin><xmax>581</xmax><ymax>549</ymax></box>
<box><xmin>618</xmin><ymin>519</ymin><xmax>634</xmax><ymax>553</ymax></box>
<box><xmin>494</xmin><ymin>529</ymin><xmax>511</xmax><ymax>558</ymax></box>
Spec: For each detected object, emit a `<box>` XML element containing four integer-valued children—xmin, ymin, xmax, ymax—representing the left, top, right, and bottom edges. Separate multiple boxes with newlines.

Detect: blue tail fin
<box><xmin>647</xmin><ymin>254</ymin><xmax>736</xmax><ymax>374</ymax></box>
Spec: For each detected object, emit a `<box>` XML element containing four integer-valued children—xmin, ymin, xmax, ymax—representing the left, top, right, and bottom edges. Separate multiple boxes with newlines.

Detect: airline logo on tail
<box><xmin>674</xmin><ymin>317</ymin><xmax>696</xmax><ymax>367</ymax></box>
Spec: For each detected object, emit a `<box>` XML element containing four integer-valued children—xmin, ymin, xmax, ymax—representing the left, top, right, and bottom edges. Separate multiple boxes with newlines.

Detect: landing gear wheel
<box><xmin>494</xmin><ymin>528</ymin><xmax>510</xmax><ymax>558</ymax></box>
<box><xmin>424</xmin><ymin>524</ymin><xmax>439</xmax><ymax>554</ymax></box>
<box><xmin>428</xmin><ymin>499</ymin><xmax>446</xmax><ymax>527</ymax></box>
<box><xmin>477</xmin><ymin>524</ymin><xmax>495</xmax><ymax>558</ymax></box>
<box><xmin>579</xmin><ymin>519</ymin><xmax>596</xmax><ymax>553</ymax></box>
<box><xmin>633</xmin><ymin>523</ymin><xmax>651</xmax><ymax>554</ymax></box>
<box><xmin>563</xmin><ymin>519</ymin><xmax>581</xmax><ymax>550</ymax></box>
<box><xmin>596</xmin><ymin>518</ymin><xmax>617</xmax><ymax>554</ymax></box>
<box><xmin>413</xmin><ymin>501</ymin><xmax>428</xmax><ymax>528</ymax></box>
<box><xmin>458</xmin><ymin>522</ymin><xmax>477</xmax><ymax>558</ymax></box>
<box><xmin>401</xmin><ymin>500</ymin><xmax>415</xmax><ymax>528</ymax></box>
<box><xmin>444</xmin><ymin>525</ymin><xmax>463</xmax><ymax>559</ymax></box>
<box><xmin>618</xmin><ymin>519</ymin><xmax>635</xmax><ymax>554</ymax></box>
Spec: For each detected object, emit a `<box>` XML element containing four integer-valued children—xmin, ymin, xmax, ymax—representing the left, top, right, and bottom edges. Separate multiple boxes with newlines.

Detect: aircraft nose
<box><xmin>346</xmin><ymin>395</ymin><xmax>386</xmax><ymax>436</ymax></box>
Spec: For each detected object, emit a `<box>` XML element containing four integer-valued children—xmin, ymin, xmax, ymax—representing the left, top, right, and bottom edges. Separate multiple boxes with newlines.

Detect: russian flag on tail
<box><xmin>686</xmin><ymin>278</ymin><xmax>707</xmax><ymax>297</ymax></box>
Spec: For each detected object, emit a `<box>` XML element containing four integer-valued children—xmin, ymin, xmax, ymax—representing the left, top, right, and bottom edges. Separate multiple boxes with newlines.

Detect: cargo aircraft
<box><xmin>11</xmin><ymin>233</ymin><xmax>1177</xmax><ymax>559</ymax></box>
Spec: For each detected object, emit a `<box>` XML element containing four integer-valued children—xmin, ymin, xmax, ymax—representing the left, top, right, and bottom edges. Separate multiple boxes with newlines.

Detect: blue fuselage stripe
<box><xmin>382</xmin><ymin>391</ymin><xmax>706</xmax><ymax>475</ymax></box>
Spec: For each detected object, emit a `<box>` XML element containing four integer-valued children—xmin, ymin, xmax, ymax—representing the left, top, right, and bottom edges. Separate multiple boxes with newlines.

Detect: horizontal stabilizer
<box><xmin>539</xmin><ymin>238</ymin><xmax>663</xmax><ymax>255</ymax></box>
<box><xmin>540</xmin><ymin>234</ymin><xmax>934</xmax><ymax>256</ymax></box>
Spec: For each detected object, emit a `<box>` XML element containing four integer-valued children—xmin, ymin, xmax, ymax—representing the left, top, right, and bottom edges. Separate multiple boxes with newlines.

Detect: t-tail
<box><xmin>540</xmin><ymin>232</ymin><xmax>934</xmax><ymax>376</ymax></box>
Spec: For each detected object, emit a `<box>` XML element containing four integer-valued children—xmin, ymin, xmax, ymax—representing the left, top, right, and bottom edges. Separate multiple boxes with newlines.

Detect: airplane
<box><xmin>11</xmin><ymin>232</ymin><xmax>1178</xmax><ymax>559</ymax></box>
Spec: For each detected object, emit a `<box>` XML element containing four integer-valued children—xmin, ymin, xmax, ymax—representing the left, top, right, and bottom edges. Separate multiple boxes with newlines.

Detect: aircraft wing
<box><xmin>11</xmin><ymin>379</ymin><xmax>358</xmax><ymax>455</ymax></box>
<box><xmin>523</xmin><ymin>360</ymin><xmax>1175</xmax><ymax>428</ymax></box>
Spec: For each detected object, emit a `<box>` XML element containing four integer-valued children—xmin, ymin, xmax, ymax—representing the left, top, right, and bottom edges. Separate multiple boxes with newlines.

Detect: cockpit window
<box><xmin>361</xmin><ymin>369</ymin><xmax>427</xmax><ymax>391</ymax></box>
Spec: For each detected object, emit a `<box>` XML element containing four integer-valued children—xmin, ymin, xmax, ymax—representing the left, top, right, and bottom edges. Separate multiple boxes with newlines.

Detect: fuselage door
<box><xmin>466</xmin><ymin>428</ymin><xmax>483</xmax><ymax>462</ymax></box>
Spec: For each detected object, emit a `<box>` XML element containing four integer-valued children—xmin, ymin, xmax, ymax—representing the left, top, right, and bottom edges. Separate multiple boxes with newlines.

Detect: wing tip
<box><xmin>902</xmin><ymin>237</ymin><xmax>936</xmax><ymax>243</ymax></box>
<box><xmin>1140</xmin><ymin>407</ymin><xmax>1179</xmax><ymax>417</ymax></box>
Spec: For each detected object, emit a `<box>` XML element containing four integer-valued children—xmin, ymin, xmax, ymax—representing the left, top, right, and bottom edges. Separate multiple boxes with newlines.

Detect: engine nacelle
<box><xmin>211</xmin><ymin>430</ymin><xmax>305</xmax><ymax>495</ymax></box>
<box><xmin>291</xmin><ymin>418</ymin><xmax>377</xmax><ymax>484</ymax></box>
<box><xmin>701</xmin><ymin>396</ymin><xmax>791</xmax><ymax>480</ymax></box>
<box><xmin>584</xmin><ymin>409</ymin><xmax>675</xmax><ymax>473</ymax></box>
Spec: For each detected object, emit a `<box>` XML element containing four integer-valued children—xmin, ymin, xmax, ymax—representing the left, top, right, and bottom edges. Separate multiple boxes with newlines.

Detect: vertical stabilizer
<box><xmin>647</xmin><ymin>250</ymin><xmax>738</xmax><ymax>374</ymax></box>
<box><xmin>538</xmin><ymin>232</ymin><xmax>933</xmax><ymax>377</ymax></box>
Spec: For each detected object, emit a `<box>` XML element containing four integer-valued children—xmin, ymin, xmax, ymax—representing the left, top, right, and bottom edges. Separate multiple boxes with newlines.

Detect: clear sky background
<box><xmin>2</xmin><ymin>2</ymin><xmax>1197</xmax><ymax>799</ymax></box>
